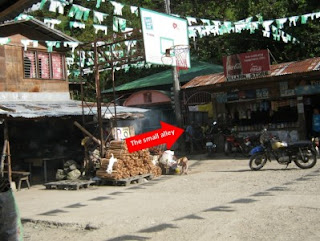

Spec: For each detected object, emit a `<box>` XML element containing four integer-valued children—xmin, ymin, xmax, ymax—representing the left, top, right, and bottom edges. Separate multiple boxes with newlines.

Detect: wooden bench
<box><xmin>4</xmin><ymin>171</ymin><xmax>31</xmax><ymax>191</ymax></box>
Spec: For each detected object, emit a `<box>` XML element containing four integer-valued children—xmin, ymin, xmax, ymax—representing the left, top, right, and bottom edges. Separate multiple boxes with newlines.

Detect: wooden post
<box><xmin>94</xmin><ymin>40</ymin><xmax>105</xmax><ymax>157</ymax></box>
<box><xmin>74</xmin><ymin>121</ymin><xmax>102</xmax><ymax>146</ymax></box>
<box><xmin>3</xmin><ymin>120</ymin><xmax>12</xmax><ymax>184</ymax></box>
<box><xmin>0</xmin><ymin>140</ymin><xmax>7</xmax><ymax>177</ymax></box>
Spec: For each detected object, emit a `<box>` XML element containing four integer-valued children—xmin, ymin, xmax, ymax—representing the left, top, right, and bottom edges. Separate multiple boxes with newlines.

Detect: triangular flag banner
<box><xmin>0</xmin><ymin>38</ymin><xmax>11</xmax><ymax>45</ymax></box>
<box><xmin>69</xmin><ymin>4</ymin><xmax>91</xmax><ymax>21</ymax></box>
<box><xmin>21</xmin><ymin>40</ymin><xmax>39</xmax><ymax>51</ymax></box>
<box><xmin>63</xmin><ymin>41</ymin><xmax>79</xmax><ymax>52</ymax></box>
<box><xmin>276</xmin><ymin>18</ymin><xmax>287</xmax><ymax>29</ymax></box>
<box><xmin>93</xmin><ymin>11</ymin><xmax>108</xmax><ymax>24</ymax></box>
<box><xmin>44</xmin><ymin>18</ymin><xmax>61</xmax><ymax>29</ymax></box>
<box><xmin>45</xmin><ymin>41</ymin><xmax>61</xmax><ymax>52</ymax></box>
<box><xmin>69</xmin><ymin>21</ymin><xmax>86</xmax><ymax>29</ymax></box>
<box><xmin>93</xmin><ymin>24</ymin><xmax>108</xmax><ymax>34</ymax></box>
<box><xmin>289</xmin><ymin>16</ymin><xmax>299</xmax><ymax>26</ymax></box>
<box><xmin>113</xmin><ymin>16</ymin><xmax>126</xmax><ymax>32</ymax></box>
<box><xmin>49</xmin><ymin>0</ymin><xmax>67</xmax><ymax>14</ymax></box>
<box><xmin>110</xmin><ymin>1</ymin><xmax>124</xmax><ymax>16</ymax></box>
<box><xmin>14</xmin><ymin>14</ymin><xmax>34</xmax><ymax>21</ymax></box>
<box><xmin>186</xmin><ymin>17</ymin><xmax>197</xmax><ymax>25</ymax></box>
<box><xmin>130</xmin><ymin>6</ymin><xmax>139</xmax><ymax>16</ymax></box>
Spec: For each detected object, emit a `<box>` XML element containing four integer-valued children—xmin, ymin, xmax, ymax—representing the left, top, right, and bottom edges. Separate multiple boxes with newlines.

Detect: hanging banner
<box><xmin>223</xmin><ymin>49</ymin><xmax>271</xmax><ymax>81</ymax></box>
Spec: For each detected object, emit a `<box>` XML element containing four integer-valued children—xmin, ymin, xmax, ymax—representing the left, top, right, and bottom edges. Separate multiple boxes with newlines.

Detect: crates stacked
<box><xmin>96</xmin><ymin>140</ymin><xmax>162</xmax><ymax>180</ymax></box>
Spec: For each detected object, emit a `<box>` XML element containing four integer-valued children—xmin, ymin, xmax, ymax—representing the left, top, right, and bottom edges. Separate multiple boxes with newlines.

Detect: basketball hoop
<box><xmin>161</xmin><ymin>45</ymin><xmax>190</xmax><ymax>72</ymax></box>
<box><xmin>173</xmin><ymin>45</ymin><xmax>190</xmax><ymax>72</ymax></box>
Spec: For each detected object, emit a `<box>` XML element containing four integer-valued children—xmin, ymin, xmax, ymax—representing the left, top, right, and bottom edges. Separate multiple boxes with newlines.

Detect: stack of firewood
<box><xmin>96</xmin><ymin>140</ymin><xmax>162</xmax><ymax>180</ymax></box>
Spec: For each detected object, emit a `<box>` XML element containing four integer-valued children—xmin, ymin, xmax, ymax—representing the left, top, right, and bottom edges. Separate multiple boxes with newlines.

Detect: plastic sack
<box><xmin>106</xmin><ymin>154</ymin><xmax>117</xmax><ymax>174</ymax></box>
<box><xmin>159</xmin><ymin>150</ymin><xmax>177</xmax><ymax>167</ymax></box>
<box><xmin>0</xmin><ymin>178</ymin><xmax>23</xmax><ymax>241</ymax></box>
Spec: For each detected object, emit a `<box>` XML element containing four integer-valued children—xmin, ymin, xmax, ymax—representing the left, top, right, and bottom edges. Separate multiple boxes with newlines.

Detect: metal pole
<box><xmin>94</xmin><ymin>40</ymin><xmax>105</xmax><ymax>157</ymax></box>
<box><xmin>111</xmin><ymin>67</ymin><xmax>118</xmax><ymax>140</ymax></box>
<box><xmin>173</xmin><ymin>68</ymin><xmax>183</xmax><ymax>127</ymax></box>
<box><xmin>164</xmin><ymin>0</ymin><xmax>182</xmax><ymax>127</ymax></box>
<box><xmin>164</xmin><ymin>0</ymin><xmax>171</xmax><ymax>14</ymax></box>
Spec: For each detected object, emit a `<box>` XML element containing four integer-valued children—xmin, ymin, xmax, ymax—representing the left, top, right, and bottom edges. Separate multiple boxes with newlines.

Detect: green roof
<box><xmin>102</xmin><ymin>60</ymin><xmax>223</xmax><ymax>94</ymax></box>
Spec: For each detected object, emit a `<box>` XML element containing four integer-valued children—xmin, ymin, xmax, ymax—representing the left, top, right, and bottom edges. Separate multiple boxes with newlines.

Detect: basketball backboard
<box><xmin>140</xmin><ymin>8</ymin><xmax>190</xmax><ymax>68</ymax></box>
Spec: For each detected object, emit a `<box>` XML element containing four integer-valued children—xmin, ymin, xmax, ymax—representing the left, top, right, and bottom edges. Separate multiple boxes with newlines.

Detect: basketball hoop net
<box><xmin>173</xmin><ymin>45</ymin><xmax>190</xmax><ymax>72</ymax></box>
<box><xmin>161</xmin><ymin>45</ymin><xmax>190</xmax><ymax>72</ymax></box>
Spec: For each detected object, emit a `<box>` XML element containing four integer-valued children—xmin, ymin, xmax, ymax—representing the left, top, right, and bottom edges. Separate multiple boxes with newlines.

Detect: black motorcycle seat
<box><xmin>287</xmin><ymin>140</ymin><xmax>312</xmax><ymax>147</ymax></box>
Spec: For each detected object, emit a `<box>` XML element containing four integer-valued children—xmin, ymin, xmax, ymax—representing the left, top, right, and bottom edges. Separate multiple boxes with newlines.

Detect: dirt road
<box><xmin>15</xmin><ymin>154</ymin><xmax>320</xmax><ymax>241</ymax></box>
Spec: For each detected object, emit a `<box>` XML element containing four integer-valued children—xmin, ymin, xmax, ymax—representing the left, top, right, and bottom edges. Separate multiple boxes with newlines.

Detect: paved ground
<box><xmin>14</xmin><ymin>154</ymin><xmax>320</xmax><ymax>241</ymax></box>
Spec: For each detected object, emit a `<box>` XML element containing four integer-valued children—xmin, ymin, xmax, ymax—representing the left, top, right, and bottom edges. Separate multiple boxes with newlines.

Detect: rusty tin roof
<box><xmin>181</xmin><ymin>57</ymin><xmax>320</xmax><ymax>89</ymax></box>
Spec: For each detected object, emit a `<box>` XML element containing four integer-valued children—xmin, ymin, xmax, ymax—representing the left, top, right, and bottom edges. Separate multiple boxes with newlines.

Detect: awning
<box><xmin>0</xmin><ymin>100</ymin><xmax>149</xmax><ymax>119</ymax></box>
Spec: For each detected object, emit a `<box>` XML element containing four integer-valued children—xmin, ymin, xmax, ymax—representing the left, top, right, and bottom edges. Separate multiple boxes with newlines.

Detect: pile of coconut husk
<box><xmin>96</xmin><ymin>141</ymin><xmax>162</xmax><ymax>180</ymax></box>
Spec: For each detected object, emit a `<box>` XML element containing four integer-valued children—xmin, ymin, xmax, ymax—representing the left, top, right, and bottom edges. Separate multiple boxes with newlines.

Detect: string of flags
<box><xmin>2</xmin><ymin>0</ymin><xmax>320</xmax><ymax>75</ymax></box>
<box><xmin>27</xmin><ymin>0</ymin><xmax>320</xmax><ymax>44</ymax></box>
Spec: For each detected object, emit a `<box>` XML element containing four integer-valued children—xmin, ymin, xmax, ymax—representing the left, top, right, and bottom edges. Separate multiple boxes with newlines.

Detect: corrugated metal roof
<box><xmin>0</xmin><ymin>0</ymin><xmax>39</xmax><ymax>23</ymax></box>
<box><xmin>0</xmin><ymin>19</ymin><xmax>79</xmax><ymax>43</ymax></box>
<box><xmin>102</xmin><ymin>60</ymin><xmax>223</xmax><ymax>93</ymax></box>
<box><xmin>0</xmin><ymin>100</ymin><xmax>148</xmax><ymax>119</ymax></box>
<box><xmin>181</xmin><ymin>72</ymin><xmax>225</xmax><ymax>89</ymax></box>
<box><xmin>181</xmin><ymin>57</ymin><xmax>320</xmax><ymax>89</ymax></box>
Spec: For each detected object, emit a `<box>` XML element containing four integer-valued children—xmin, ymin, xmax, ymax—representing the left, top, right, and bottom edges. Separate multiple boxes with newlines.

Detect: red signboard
<box><xmin>223</xmin><ymin>49</ymin><xmax>270</xmax><ymax>81</ymax></box>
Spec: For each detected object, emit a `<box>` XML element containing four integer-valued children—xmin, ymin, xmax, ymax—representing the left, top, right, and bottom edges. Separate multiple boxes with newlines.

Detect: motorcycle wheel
<box><xmin>249</xmin><ymin>153</ymin><xmax>267</xmax><ymax>171</ymax></box>
<box><xmin>224</xmin><ymin>142</ymin><xmax>231</xmax><ymax>156</ymax></box>
<box><xmin>294</xmin><ymin>147</ymin><xmax>317</xmax><ymax>169</ymax></box>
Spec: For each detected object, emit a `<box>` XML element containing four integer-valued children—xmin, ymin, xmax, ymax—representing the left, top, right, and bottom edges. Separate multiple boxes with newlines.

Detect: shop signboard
<box><xmin>256</xmin><ymin>88</ymin><xmax>269</xmax><ymax>99</ymax></box>
<box><xmin>227</xmin><ymin>92</ymin><xmax>239</xmax><ymax>102</ymax></box>
<box><xmin>295</xmin><ymin>85</ymin><xmax>320</xmax><ymax>95</ymax></box>
<box><xmin>223</xmin><ymin>49</ymin><xmax>270</xmax><ymax>81</ymax></box>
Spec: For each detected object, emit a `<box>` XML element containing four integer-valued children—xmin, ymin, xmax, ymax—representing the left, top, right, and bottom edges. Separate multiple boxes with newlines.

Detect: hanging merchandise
<box><xmin>198</xmin><ymin>103</ymin><xmax>214</xmax><ymax>118</ymax></box>
<box><xmin>247</xmin><ymin>109</ymin><xmax>252</xmax><ymax>119</ymax></box>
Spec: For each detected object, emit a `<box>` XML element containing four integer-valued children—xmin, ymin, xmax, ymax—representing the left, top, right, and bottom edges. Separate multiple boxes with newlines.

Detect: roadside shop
<box><xmin>181</xmin><ymin>51</ymin><xmax>320</xmax><ymax>142</ymax></box>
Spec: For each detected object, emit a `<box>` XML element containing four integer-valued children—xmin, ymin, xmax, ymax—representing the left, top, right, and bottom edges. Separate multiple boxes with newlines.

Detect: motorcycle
<box><xmin>223</xmin><ymin>129</ymin><xmax>251</xmax><ymax>157</ymax></box>
<box><xmin>249</xmin><ymin>129</ymin><xmax>317</xmax><ymax>171</ymax></box>
<box><xmin>205</xmin><ymin>121</ymin><xmax>218</xmax><ymax>157</ymax></box>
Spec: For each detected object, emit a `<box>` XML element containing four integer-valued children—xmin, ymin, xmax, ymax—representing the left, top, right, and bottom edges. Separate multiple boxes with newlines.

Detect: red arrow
<box><xmin>125</xmin><ymin>121</ymin><xmax>184</xmax><ymax>153</ymax></box>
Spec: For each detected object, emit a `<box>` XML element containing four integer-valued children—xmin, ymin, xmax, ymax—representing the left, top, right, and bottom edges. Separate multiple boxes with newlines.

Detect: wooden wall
<box><xmin>0</xmin><ymin>28</ymin><xmax>69</xmax><ymax>93</ymax></box>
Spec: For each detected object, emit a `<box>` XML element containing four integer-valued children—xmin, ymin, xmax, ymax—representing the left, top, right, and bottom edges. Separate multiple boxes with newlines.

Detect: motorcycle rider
<box><xmin>185</xmin><ymin>122</ymin><xmax>195</xmax><ymax>153</ymax></box>
<box><xmin>260</xmin><ymin>124</ymin><xmax>270</xmax><ymax>146</ymax></box>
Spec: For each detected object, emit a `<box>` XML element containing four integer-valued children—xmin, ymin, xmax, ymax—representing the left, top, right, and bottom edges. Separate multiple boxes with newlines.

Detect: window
<box><xmin>23</xmin><ymin>50</ymin><xmax>65</xmax><ymax>80</ymax></box>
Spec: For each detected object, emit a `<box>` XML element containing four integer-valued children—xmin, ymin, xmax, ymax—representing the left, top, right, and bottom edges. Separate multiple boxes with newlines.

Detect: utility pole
<box><xmin>164</xmin><ymin>0</ymin><xmax>183</xmax><ymax>128</ymax></box>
